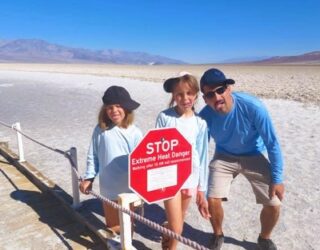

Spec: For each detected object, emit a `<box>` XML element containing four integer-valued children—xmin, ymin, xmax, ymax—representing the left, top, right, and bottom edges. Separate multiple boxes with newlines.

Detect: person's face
<box><xmin>202</xmin><ymin>84</ymin><xmax>233</xmax><ymax>113</ymax></box>
<box><xmin>172</xmin><ymin>81</ymin><xmax>197</xmax><ymax>115</ymax></box>
<box><xmin>105</xmin><ymin>104</ymin><xmax>126</xmax><ymax>125</ymax></box>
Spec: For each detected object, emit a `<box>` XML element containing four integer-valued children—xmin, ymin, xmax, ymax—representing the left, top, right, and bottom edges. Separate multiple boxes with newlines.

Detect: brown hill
<box><xmin>253</xmin><ymin>51</ymin><xmax>320</xmax><ymax>64</ymax></box>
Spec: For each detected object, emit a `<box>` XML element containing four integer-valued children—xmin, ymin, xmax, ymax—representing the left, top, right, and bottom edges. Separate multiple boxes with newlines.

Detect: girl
<box><xmin>79</xmin><ymin>85</ymin><xmax>142</xmax><ymax>235</ymax></box>
<box><xmin>156</xmin><ymin>72</ymin><xmax>210</xmax><ymax>250</ymax></box>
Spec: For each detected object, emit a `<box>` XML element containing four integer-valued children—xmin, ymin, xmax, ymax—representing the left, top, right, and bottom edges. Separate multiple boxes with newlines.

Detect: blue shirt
<box><xmin>85</xmin><ymin>124</ymin><xmax>143</xmax><ymax>199</ymax></box>
<box><xmin>155</xmin><ymin>108</ymin><xmax>209</xmax><ymax>191</ymax></box>
<box><xmin>199</xmin><ymin>92</ymin><xmax>283</xmax><ymax>184</ymax></box>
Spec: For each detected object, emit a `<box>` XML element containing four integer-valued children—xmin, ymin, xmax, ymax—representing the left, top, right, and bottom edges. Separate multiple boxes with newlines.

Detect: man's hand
<box><xmin>196</xmin><ymin>191</ymin><xmax>211</xmax><ymax>219</ymax></box>
<box><xmin>269</xmin><ymin>183</ymin><xmax>285</xmax><ymax>201</ymax></box>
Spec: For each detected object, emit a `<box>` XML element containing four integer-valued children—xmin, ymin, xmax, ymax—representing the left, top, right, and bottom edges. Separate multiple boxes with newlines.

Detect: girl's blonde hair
<box><xmin>98</xmin><ymin>104</ymin><xmax>134</xmax><ymax>130</ymax></box>
<box><xmin>169</xmin><ymin>74</ymin><xmax>199</xmax><ymax>108</ymax></box>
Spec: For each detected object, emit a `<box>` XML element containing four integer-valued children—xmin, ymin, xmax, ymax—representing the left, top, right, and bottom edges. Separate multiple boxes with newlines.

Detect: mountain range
<box><xmin>0</xmin><ymin>39</ymin><xmax>185</xmax><ymax>65</ymax></box>
<box><xmin>0</xmin><ymin>38</ymin><xmax>319</xmax><ymax>64</ymax></box>
<box><xmin>252</xmin><ymin>51</ymin><xmax>320</xmax><ymax>64</ymax></box>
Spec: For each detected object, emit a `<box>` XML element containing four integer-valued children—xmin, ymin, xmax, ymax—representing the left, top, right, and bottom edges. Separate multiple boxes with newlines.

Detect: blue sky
<box><xmin>1</xmin><ymin>0</ymin><xmax>319</xmax><ymax>63</ymax></box>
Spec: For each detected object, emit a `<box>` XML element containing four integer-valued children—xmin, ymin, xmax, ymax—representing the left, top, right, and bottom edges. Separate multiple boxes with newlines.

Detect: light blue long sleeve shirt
<box><xmin>155</xmin><ymin>108</ymin><xmax>209</xmax><ymax>191</ymax></box>
<box><xmin>199</xmin><ymin>92</ymin><xmax>283</xmax><ymax>184</ymax></box>
<box><xmin>85</xmin><ymin>124</ymin><xmax>143</xmax><ymax>199</ymax></box>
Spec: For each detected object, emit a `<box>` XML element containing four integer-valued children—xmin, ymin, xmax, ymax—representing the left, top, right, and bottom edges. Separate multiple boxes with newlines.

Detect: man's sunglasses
<box><xmin>203</xmin><ymin>85</ymin><xmax>227</xmax><ymax>99</ymax></box>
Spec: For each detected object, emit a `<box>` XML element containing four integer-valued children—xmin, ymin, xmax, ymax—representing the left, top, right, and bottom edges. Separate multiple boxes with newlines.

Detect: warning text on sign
<box><xmin>147</xmin><ymin>164</ymin><xmax>177</xmax><ymax>191</ymax></box>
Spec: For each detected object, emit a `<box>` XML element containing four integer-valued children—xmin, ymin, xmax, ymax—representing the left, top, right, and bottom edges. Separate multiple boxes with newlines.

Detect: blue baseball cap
<box><xmin>200</xmin><ymin>68</ymin><xmax>235</xmax><ymax>91</ymax></box>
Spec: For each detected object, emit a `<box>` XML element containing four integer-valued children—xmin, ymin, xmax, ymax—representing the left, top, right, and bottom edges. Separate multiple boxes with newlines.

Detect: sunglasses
<box><xmin>203</xmin><ymin>85</ymin><xmax>227</xmax><ymax>99</ymax></box>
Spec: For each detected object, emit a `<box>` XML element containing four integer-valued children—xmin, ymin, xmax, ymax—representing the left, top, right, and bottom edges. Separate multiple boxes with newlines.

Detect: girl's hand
<box><xmin>79</xmin><ymin>179</ymin><xmax>93</xmax><ymax>194</ymax></box>
<box><xmin>196</xmin><ymin>191</ymin><xmax>211</xmax><ymax>219</ymax></box>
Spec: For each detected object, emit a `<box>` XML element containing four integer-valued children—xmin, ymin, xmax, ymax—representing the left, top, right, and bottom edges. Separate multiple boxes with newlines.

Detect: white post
<box><xmin>13</xmin><ymin>122</ymin><xmax>25</xmax><ymax>162</ymax></box>
<box><xmin>118</xmin><ymin>193</ymin><xmax>143</xmax><ymax>250</ymax></box>
<box><xmin>70</xmin><ymin>147</ymin><xmax>80</xmax><ymax>208</ymax></box>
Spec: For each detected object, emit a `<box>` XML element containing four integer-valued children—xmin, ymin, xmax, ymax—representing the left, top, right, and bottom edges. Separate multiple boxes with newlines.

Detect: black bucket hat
<box><xmin>102</xmin><ymin>86</ymin><xmax>140</xmax><ymax>111</ymax></box>
<box><xmin>163</xmin><ymin>71</ymin><xmax>192</xmax><ymax>93</ymax></box>
<box><xmin>200</xmin><ymin>68</ymin><xmax>235</xmax><ymax>91</ymax></box>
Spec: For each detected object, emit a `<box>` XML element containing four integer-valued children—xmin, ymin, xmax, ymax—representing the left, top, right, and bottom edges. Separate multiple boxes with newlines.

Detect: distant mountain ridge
<box><xmin>252</xmin><ymin>51</ymin><xmax>320</xmax><ymax>64</ymax></box>
<box><xmin>0</xmin><ymin>39</ymin><xmax>185</xmax><ymax>65</ymax></box>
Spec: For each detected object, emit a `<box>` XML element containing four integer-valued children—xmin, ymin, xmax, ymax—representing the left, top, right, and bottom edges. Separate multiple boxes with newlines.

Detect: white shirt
<box><xmin>155</xmin><ymin>108</ymin><xmax>208</xmax><ymax>191</ymax></box>
<box><xmin>85</xmin><ymin>124</ymin><xmax>142</xmax><ymax>199</ymax></box>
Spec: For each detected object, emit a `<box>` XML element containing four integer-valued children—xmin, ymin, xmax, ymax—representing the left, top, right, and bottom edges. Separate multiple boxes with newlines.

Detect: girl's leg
<box><xmin>163</xmin><ymin>192</ymin><xmax>192</xmax><ymax>250</ymax></box>
<box><xmin>102</xmin><ymin>200</ymin><xmax>120</xmax><ymax>234</ymax></box>
<box><xmin>102</xmin><ymin>201</ymin><xmax>136</xmax><ymax>236</ymax></box>
<box><xmin>181</xmin><ymin>192</ymin><xmax>192</xmax><ymax>220</ymax></box>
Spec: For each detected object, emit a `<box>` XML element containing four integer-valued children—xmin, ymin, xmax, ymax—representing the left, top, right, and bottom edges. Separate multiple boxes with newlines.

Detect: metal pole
<box><xmin>70</xmin><ymin>147</ymin><xmax>80</xmax><ymax>208</ymax></box>
<box><xmin>13</xmin><ymin>122</ymin><xmax>25</xmax><ymax>162</ymax></box>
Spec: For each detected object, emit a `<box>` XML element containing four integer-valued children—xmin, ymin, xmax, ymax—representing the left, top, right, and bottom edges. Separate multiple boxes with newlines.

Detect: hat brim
<box><xmin>121</xmin><ymin>100</ymin><xmax>140</xmax><ymax>111</ymax></box>
<box><xmin>163</xmin><ymin>71</ymin><xmax>193</xmax><ymax>92</ymax></box>
<box><xmin>205</xmin><ymin>78</ymin><xmax>235</xmax><ymax>88</ymax></box>
<box><xmin>163</xmin><ymin>77</ymin><xmax>180</xmax><ymax>93</ymax></box>
<box><xmin>224</xmin><ymin>79</ymin><xmax>235</xmax><ymax>85</ymax></box>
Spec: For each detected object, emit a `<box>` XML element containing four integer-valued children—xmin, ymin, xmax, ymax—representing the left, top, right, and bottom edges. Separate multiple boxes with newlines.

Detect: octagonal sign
<box><xmin>129</xmin><ymin>128</ymin><xmax>192</xmax><ymax>203</ymax></box>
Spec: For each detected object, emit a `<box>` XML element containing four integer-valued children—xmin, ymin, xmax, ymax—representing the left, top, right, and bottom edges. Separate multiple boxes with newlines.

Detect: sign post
<box><xmin>129</xmin><ymin>128</ymin><xmax>192</xmax><ymax>203</ymax></box>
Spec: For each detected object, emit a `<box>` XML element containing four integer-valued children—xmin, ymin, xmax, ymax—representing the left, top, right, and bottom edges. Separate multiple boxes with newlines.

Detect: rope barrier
<box><xmin>68</xmin><ymin>158</ymin><xmax>209</xmax><ymax>250</ymax></box>
<box><xmin>0</xmin><ymin>120</ymin><xmax>210</xmax><ymax>250</ymax></box>
<box><xmin>0</xmin><ymin>120</ymin><xmax>66</xmax><ymax>155</ymax></box>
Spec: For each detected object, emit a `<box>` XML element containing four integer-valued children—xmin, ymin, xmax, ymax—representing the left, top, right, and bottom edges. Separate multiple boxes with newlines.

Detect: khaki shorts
<box><xmin>207</xmin><ymin>153</ymin><xmax>281</xmax><ymax>206</ymax></box>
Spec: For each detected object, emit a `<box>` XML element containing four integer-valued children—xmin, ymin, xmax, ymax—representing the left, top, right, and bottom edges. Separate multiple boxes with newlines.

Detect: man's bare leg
<box><xmin>260</xmin><ymin>205</ymin><xmax>280</xmax><ymax>239</ymax></box>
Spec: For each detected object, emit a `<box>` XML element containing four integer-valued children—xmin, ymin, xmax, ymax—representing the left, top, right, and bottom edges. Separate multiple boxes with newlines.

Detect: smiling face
<box><xmin>172</xmin><ymin>81</ymin><xmax>198</xmax><ymax>116</ymax></box>
<box><xmin>202</xmin><ymin>84</ymin><xmax>233</xmax><ymax>113</ymax></box>
<box><xmin>105</xmin><ymin>104</ymin><xmax>126</xmax><ymax>126</ymax></box>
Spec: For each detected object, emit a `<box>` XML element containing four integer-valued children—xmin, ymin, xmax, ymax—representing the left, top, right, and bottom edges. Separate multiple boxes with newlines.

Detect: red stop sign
<box><xmin>129</xmin><ymin>128</ymin><xmax>192</xmax><ymax>203</ymax></box>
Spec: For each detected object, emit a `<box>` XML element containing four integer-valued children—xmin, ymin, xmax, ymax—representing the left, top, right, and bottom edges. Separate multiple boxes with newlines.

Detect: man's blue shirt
<box><xmin>199</xmin><ymin>92</ymin><xmax>283</xmax><ymax>183</ymax></box>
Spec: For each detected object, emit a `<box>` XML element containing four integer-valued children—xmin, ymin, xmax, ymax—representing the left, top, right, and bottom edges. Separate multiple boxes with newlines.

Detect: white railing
<box><xmin>12</xmin><ymin>122</ymin><xmax>25</xmax><ymax>162</ymax></box>
<box><xmin>69</xmin><ymin>147</ymin><xmax>81</xmax><ymax>208</ymax></box>
<box><xmin>118</xmin><ymin>193</ymin><xmax>143</xmax><ymax>250</ymax></box>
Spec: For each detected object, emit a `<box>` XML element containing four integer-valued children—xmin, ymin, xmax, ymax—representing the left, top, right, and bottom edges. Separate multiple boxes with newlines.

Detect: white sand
<box><xmin>0</xmin><ymin>66</ymin><xmax>319</xmax><ymax>249</ymax></box>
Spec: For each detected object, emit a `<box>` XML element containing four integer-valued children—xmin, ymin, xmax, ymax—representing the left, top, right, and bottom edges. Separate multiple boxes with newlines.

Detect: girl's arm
<box><xmin>84</xmin><ymin>126</ymin><xmax>100</xmax><ymax>179</ymax></box>
<box><xmin>133</xmin><ymin>127</ymin><xmax>143</xmax><ymax>148</ymax></box>
<box><xmin>196</xmin><ymin>119</ymin><xmax>210</xmax><ymax>219</ymax></box>
<box><xmin>196</xmin><ymin>191</ymin><xmax>210</xmax><ymax>219</ymax></box>
<box><xmin>80</xmin><ymin>126</ymin><xmax>101</xmax><ymax>195</ymax></box>
<box><xmin>196</xmin><ymin>120</ymin><xmax>209</xmax><ymax>192</ymax></box>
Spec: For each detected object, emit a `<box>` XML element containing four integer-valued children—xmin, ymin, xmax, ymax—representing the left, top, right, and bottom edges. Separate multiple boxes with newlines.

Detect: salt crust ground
<box><xmin>0</xmin><ymin>63</ymin><xmax>319</xmax><ymax>105</ymax></box>
<box><xmin>0</xmin><ymin>66</ymin><xmax>319</xmax><ymax>249</ymax></box>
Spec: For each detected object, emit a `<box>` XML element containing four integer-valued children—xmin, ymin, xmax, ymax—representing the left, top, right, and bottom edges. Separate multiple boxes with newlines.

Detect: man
<box><xmin>199</xmin><ymin>68</ymin><xmax>284</xmax><ymax>250</ymax></box>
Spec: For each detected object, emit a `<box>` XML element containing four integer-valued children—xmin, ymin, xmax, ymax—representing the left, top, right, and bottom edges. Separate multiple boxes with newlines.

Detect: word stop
<box><xmin>146</xmin><ymin>139</ymin><xmax>179</xmax><ymax>154</ymax></box>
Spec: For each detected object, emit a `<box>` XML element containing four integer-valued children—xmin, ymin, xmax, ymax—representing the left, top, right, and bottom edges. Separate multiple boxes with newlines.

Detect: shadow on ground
<box><xmin>135</xmin><ymin>203</ymin><xmax>257</xmax><ymax>249</ymax></box>
<box><xmin>10</xmin><ymin>190</ymin><xmax>104</xmax><ymax>249</ymax></box>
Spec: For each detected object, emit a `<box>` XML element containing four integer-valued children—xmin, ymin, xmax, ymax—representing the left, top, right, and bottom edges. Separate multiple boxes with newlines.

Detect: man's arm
<box><xmin>254</xmin><ymin>104</ymin><xmax>284</xmax><ymax>184</ymax></box>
